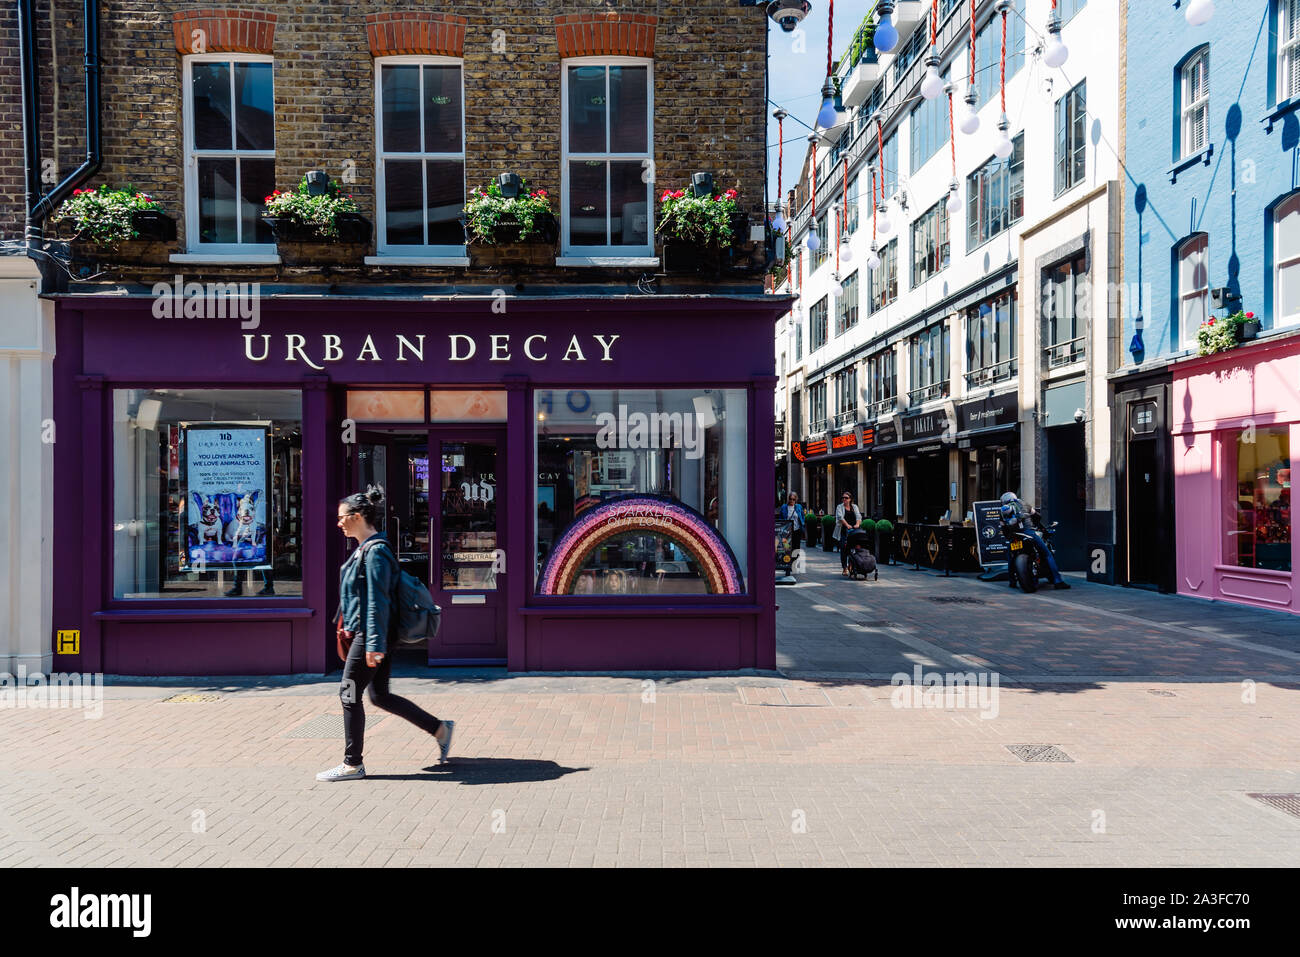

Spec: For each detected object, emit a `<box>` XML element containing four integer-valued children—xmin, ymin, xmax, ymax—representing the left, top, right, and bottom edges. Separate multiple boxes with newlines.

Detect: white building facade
<box><xmin>775</xmin><ymin>0</ymin><xmax>1119</xmax><ymax>572</ymax></box>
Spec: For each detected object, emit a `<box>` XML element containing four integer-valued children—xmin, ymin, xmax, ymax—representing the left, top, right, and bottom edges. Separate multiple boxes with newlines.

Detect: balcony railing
<box><xmin>809</xmin><ymin>417</ymin><xmax>828</xmax><ymax>436</ymax></box>
<box><xmin>908</xmin><ymin>380</ymin><xmax>950</xmax><ymax>406</ymax></box>
<box><xmin>833</xmin><ymin>409</ymin><xmax>857</xmax><ymax>429</ymax></box>
<box><xmin>867</xmin><ymin>395</ymin><xmax>897</xmax><ymax>418</ymax></box>
<box><xmin>1045</xmin><ymin>336</ymin><xmax>1086</xmax><ymax>369</ymax></box>
<box><xmin>964</xmin><ymin>358</ymin><xmax>1018</xmax><ymax>390</ymax></box>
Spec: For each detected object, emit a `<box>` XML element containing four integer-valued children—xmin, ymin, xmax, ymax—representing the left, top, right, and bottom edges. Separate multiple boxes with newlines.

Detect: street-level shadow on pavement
<box><xmin>363</xmin><ymin>758</ymin><xmax>589</xmax><ymax>785</ymax></box>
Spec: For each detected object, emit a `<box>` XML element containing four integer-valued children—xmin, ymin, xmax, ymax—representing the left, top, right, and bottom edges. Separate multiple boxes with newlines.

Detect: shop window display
<box><xmin>534</xmin><ymin>389</ymin><xmax>748</xmax><ymax>595</ymax></box>
<box><xmin>112</xmin><ymin>389</ymin><xmax>303</xmax><ymax>599</ymax></box>
<box><xmin>1226</xmin><ymin>427</ymin><xmax>1291</xmax><ymax>572</ymax></box>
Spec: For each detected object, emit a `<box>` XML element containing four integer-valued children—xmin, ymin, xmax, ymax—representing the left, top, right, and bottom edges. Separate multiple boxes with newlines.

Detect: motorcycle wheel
<box><xmin>1013</xmin><ymin>551</ymin><xmax>1038</xmax><ymax>593</ymax></box>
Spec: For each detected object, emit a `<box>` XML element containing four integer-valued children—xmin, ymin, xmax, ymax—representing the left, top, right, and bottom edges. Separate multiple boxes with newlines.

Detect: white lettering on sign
<box><xmin>242</xmin><ymin>334</ymin><xmax>620</xmax><ymax>365</ymax></box>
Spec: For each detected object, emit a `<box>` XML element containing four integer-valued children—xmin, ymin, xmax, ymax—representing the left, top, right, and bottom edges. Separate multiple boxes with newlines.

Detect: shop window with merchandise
<box><xmin>111</xmin><ymin>389</ymin><xmax>303</xmax><ymax>599</ymax></box>
<box><xmin>1224</xmin><ymin>426</ymin><xmax>1292</xmax><ymax>573</ymax></box>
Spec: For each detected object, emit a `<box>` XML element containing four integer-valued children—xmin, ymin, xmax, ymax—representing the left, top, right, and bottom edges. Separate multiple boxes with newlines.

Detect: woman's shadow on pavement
<box><xmin>366</xmin><ymin>758</ymin><xmax>588</xmax><ymax>785</ymax></box>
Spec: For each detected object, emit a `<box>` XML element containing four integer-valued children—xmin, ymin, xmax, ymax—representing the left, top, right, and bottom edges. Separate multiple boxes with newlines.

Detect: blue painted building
<box><xmin>1115</xmin><ymin>0</ymin><xmax>1300</xmax><ymax>592</ymax></box>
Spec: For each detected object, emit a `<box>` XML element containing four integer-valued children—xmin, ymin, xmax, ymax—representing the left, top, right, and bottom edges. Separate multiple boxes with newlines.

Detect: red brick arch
<box><xmin>173</xmin><ymin>9</ymin><xmax>277</xmax><ymax>56</ymax></box>
<box><xmin>555</xmin><ymin>13</ymin><xmax>657</xmax><ymax>58</ymax></box>
<box><xmin>366</xmin><ymin>12</ymin><xmax>469</xmax><ymax>58</ymax></box>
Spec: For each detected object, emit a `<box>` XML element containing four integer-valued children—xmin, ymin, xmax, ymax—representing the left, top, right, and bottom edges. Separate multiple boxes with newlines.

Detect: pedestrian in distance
<box><xmin>834</xmin><ymin>491</ymin><xmax>861</xmax><ymax>577</ymax></box>
<box><xmin>317</xmin><ymin>485</ymin><xmax>454</xmax><ymax>782</ymax></box>
<box><xmin>781</xmin><ymin>492</ymin><xmax>806</xmax><ymax>554</ymax></box>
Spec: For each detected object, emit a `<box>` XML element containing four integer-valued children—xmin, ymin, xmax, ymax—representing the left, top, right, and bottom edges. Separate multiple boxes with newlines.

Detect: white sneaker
<box><xmin>436</xmin><ymin>720</ymin><xmax>455</xmax><ymax>764</ymax></box>
<box><xmin>316</xmin><ymin>762</ymin><xmax>365</xmax><ymax>782</ymax></box>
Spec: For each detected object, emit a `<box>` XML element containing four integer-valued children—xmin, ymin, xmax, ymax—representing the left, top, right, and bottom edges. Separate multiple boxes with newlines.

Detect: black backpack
<box><xmin>359</xmin><ymin>540</ymin><xmax>442</xmax><ymax>644</ymax></box>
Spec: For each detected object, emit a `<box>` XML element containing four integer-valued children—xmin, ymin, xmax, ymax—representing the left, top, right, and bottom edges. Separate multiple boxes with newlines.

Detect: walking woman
<box><xmin>317</xmin><ymin>485</ymin><xmax>454</xmax><ymax>782</ymax></box>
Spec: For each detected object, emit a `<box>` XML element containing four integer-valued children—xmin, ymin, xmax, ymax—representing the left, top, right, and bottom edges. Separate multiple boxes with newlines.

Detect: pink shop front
<box><xmin>1172</xmin><ymin>331</ymin><xmax>1298</xmax><ymax>614</ymax></box>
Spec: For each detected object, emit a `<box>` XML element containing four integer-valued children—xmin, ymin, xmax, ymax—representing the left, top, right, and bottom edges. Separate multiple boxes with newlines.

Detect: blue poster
<box><xmin>183</xmin><ymin>425</ymin><xmax>270</xmax><ymax>570</ymax></box>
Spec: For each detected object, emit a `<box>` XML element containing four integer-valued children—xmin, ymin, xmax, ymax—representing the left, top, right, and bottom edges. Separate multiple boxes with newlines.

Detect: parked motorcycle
<box><xmin>1000</xmin><ymin>508</ymin><xmax>1061</xmax><ymax>594</ymax></box>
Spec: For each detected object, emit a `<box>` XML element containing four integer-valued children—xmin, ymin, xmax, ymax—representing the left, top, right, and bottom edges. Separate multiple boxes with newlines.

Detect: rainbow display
<box><xmin>537</xmin><ymin>494</ymin><xmax>745</xmax><ymax>595</ymax></box>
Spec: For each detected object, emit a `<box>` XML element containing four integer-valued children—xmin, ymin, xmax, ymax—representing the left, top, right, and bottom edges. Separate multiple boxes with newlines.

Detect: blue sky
<box><xmin>765</xmin><ymin>1</ymin><xmax>875</xmax><ymax>207</ymax></box>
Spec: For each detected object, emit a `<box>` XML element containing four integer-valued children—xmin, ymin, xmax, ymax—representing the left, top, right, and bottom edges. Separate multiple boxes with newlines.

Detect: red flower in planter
<box><xmin>1246</xmin><ymin>312</ymin><xmax>1255</xmax><ymax>318</ymax></box>
<box><xmin>660</xmin><ymin>190</ymin><xmax>672</xmax><ymax>201</ymax></box>
<box><xmin>536</xmin><ymin>189</ymin><xmax>547</xmax><ymax>197</ymax></box>
<box><xmin>673</xmin><ymin>189</ymin><xmax>685</xmax><ymax>198</ymax></box>
<box><xmin>724</xmin><ymin>188</ymin><xmax>738</xmax><ymax>199</ymax></box>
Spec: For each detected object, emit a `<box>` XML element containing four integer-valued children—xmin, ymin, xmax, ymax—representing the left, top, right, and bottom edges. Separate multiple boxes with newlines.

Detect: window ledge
<box><xmin>555</xmin><ymin>256</ymin><xmax>660</xmax><ymax>267</ymax></box>
<box><xmin>1261</xmin><ymin>96</ymin><xmax>1300</xmax><ymax>133</ymax></box>
<box><xmin>170</xmin><ymin>253</ymin><xmax>282</xmax><ymax>265</ymax></box>
<box><xmin>1167</xmin><ymin>143</ymin><xmax>1213</xmax><ymax>184</ymax></box>
<box><xmin>364</xmin><ymin>256</ymin><xmax>470</xmax><ymax>266</ymax></box>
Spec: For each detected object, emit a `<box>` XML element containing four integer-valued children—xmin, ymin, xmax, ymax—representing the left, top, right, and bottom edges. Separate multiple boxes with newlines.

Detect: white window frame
<box><xmin>1178</xmin><ymin>234</ymin><xmax>1209</xmax><ymax>348</ymax></box>
<box><xmin>182</xmin><ymin>53</ymin><xmax>276</xmax><ymax>255</ymax></box>
<box><xmin>1181</xmin><ymin>49</ymin><xmax>1209</xmax><ymax>159</ymax></box>
<box><xmin>373</xmin><ymin>55</ymin><xmax>467</xmax><ymax>259</ymax></box>
<box><xmin>560</xmin><ymin>56</ymin><xmax>654</xmax><ymax>259</ymax></box>
<box><xmin>1274</xmin><ymin>193</ymin><xmax>1300</xmax><ymax>327</ymax></box>
<box><xmin>1280</xmin><ymin>0</ymin><xmax>1300</xmax><ymax>102</ymax></box>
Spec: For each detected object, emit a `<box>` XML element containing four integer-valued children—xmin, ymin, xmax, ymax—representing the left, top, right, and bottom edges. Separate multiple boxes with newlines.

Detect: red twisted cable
<box><xmin>827</xmin><ymin>0</ymin><xmax>834</xmax><ymax>78</ymax></box>
<box><xmin>948</xmin><ymin>90</ymin><xmax>956</xmax><ymax>175</ymax></box>
<box><xmin>969</xmin><ymin>0</ymin><xmax>976</xmax><ymax>84</ymax></box>
<box><xmin>777</xmin><ymin>115</ymin><xmax>784</xmax><ymax>222</ymax></box>
<box><xmin>1000</xmin><ymin>7</ymin><xmax>1007</xmax><ymax>114</ymax></box>
<box><xmin>876</xmin><ymin>117</ymin><xmax>885</xmax><ymax>195</ymax></box>
<box><xmin>931</xmin><ymin>0</ymin><xmax>937</xmax><ymax>47</ymax></box>
<box><xmin>871</xmin><ymin>166</ymin><xmax>877</xmax><ymax>240</ymax></box>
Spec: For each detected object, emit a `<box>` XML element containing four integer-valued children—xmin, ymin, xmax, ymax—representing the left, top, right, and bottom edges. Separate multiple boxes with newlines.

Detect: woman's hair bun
<box><xmin>365</xmin><ymin>484</ymin><xmax>386</xmax><ymax>505</ymax></box>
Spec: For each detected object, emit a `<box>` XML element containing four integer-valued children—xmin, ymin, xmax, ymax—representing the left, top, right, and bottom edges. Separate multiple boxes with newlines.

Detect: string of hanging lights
<box><xmin>945</xmin><ymin>81</ymin><xmax>961</xmax><ymax>214</ymax></box>
<box><xmin>921</xmin><ymin>0</ymin><xmax>944</xmax><ymax>100</ymax></box>
<box><xmin>840</xmin><ymin>157</ymin><xmax>853</xmax><ymax>265</ymax></box>
<box><xmin>772</xmin><ymin>108</ymin><xmax>788</xmax><ymax>232</ymax></box>
<box><xmin>960</xmin><ymin>0</ymin><xmax>980</xmax><ymax>134</ymax></box>
<box><xmin>1042</xmin><ymin>0</ymin><xmax>1068</xmax><ymax>68</ymax></box>
<box><xmin>866</xmin><ymin>165</ymin><xmax>881</xmax><ymax>271</ymax></box>
<box><xmin>873</xmin><ymin>0</ymin><xmax>899</xmax><ymax>53</ymax></box>
<box><xmin>993</xmin><ymin>0</ymin><xmax>1014</xmax><ymax>160</ymax></box>
<box><xmin>816</xmin><ymin>0</ymin><xmax>847</xmax><ymax>131</ymax></box>
<box><xmin>875</xmin><ymin>115</ymin><xmax>892</xmax><ymax>237</ymax></box>
<box><xmin>804</xmin><ymin>133</ymin><xmax>821</xmax><ymax>252</ymax></box>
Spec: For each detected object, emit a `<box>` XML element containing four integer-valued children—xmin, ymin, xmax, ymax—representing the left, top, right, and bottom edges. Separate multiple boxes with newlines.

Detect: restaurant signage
<box><xmin>958</xmin><ymin>391</ymin><xmax>1019</xmax><ymax>432</ymax></box>
<box><xmin>830</xmin><ymin>430</ymin><xmax>859</xmax><ymax>452</ymax></box>
<box><xmin>874</xmin><ymin>423</ymin><xmax>898</xmax><ymax>447</ymax></box>
<box><xmin>859</xmin><ymin>425</ymin><xmax>876</xmax><ymax>448</ymax></box>
<box><xmin>901</xmin><ymin>409</ymin><xmax>951</xmax><ymax>442</ymax></box>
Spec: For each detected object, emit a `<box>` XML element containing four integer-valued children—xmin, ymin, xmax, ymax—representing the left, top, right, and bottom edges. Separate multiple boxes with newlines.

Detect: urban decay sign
<box><xmin>241</xmin><ymin>332</ymin><xmax>621</xmax><ymax>369</ymax></box>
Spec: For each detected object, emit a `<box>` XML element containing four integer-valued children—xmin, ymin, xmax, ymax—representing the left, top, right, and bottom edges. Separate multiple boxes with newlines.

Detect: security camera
<box><xmin>1073</xmin><ymin>408</ymin><xmax>1085</xmax><ymax>424</ymax></box>
<box><xmin>767</xmin><ymin>0</ymin><xmax>812</xmax><ymax>32</ymax></box>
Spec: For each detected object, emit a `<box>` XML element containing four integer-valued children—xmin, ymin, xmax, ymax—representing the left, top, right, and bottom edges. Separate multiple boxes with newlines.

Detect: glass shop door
<box><xmin>428</xmin><ymin>430</ymin><xmax>507</xmax><ymax>663</ymax></box>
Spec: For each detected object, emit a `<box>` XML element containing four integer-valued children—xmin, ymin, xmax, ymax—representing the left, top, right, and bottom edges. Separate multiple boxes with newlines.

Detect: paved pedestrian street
<box><xmin>2</xmin><ymin>548</ymin><xmax>1297</xmax><ymax>868</ymax></box>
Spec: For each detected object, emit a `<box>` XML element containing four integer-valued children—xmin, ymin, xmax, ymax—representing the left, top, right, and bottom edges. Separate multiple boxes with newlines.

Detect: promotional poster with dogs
<box><xmin>182</xmin><ymin>425</ymin><xmax>271</xmax><ymax>570</ymax></box>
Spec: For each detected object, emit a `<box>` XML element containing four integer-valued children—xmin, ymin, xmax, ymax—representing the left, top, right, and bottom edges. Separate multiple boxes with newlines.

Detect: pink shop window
<box><xmin>1223</xmin><ymin>427</ymin><xmax>1292</xmax><ymax>573</ymax></box>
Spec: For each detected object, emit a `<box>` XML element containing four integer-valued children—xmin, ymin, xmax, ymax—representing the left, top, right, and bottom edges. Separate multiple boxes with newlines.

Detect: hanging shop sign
<box><xmin>791</xmin><ymin>437</ymin><xmax>828</xmax><ymax>462</ymax></box>
<box><xmin>181</xmin><ymin>424</ymin><xmax>272</xmax><ymax>571</ymax></box>
<box><xmin>958</xmin><ymin>391</ymin><xmax>1019</xmax><ymax>432</ymax></box>
<box><xmin>859</xmin><ymin>425</ymin><xmax>877</xmax><ymax>448</ymax></box>
<box><xmin>901</xmin><ymin>408</ymin><xmax>951</xmax><ymax>442</ymax></box>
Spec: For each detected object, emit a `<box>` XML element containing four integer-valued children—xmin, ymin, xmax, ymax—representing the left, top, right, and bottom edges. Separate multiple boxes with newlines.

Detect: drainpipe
<box><xmin>20</xmin><ymin>0</ymin><xmax>102</xmax><ymax>255</ymax></box>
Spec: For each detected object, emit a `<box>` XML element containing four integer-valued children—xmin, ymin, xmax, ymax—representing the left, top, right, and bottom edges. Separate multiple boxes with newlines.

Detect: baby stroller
<box><xmin>845</xmin><ymin>530</ymin><xmax>878</xmax><ymax>581</ymax></box>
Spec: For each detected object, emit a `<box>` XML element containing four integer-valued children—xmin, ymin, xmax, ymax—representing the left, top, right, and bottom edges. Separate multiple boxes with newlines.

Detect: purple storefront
<box><xmin>51</xmin><ymin>293</ymin><xmax>785</xmax><ymax>675</ymax></box>
<box><xmin>1172</xmin><ymin>330</ymin><xmax>1298</xmax><ymax>614</ymax></box>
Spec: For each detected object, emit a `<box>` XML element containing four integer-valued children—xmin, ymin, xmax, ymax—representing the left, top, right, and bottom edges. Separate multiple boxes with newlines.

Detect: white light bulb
<box><xmin>1043</xmin><ymin>32</ymin><xmax>1068</xmax><ymax>68</ymax></box>
<box><xmin>993</xmin><ymin>116</ymin><xmax>1014</xmax><ymax>159</ymax></box>
<box><xmin>840</xmin><ymin>243</ymin><xmax>854</xmax><ymax>264</ymax></box>
<box><xmin>877</xmin><ymin>204</ymin><xmax>892</xmax><ymax>236</ymax></box>
<box><xmin>959</xmin><ymin>98</ymin><xmax>981</xmax><ymax>135</ymax></box>
<box><xmin>921</xmin><ymin>63</ymin><xmax>944</xmax><ymax>100</ymax></box>
<box><xmin>1185</xmin><ymin>0</ymin><xmax>1214</xmax><ymax>26</ymax></box>
<box><xmin>805</xmin><ymin>230</ymin><xmax>820</xmax><ymax>252</ymax></box>
<box><xmin>830</xmin><ymin>277</ymin><xmax>843</xmax><ymax>296</ymax></box>
<box><xmin>772</xmin><ymin>212</ymin><xmax>786</xmax><ymax>232</ymax></box>
<box><xmin>945</xmin><ymin>188</ymin><xmax>961</xmax><ymax>214</ymax></box>
<box><xmin>867</xmin><ymin>246</ymin><xmax>881</xmax><ymax>271</ymax></box>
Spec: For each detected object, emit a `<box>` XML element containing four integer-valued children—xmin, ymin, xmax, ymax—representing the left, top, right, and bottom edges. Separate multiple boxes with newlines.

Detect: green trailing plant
<box><xmin>463</xmin><ymin>179</ymin><xmax>553</xmax><ymax>243</ymax></box>
<box><xmin>53</xmin><ymin>184</ymin><xmax>162</xmax><ymax>244</ymax></box>
<box><xmin>656</xmin><ymin>186</ymin><xmax>741</xmax><ymax>246</ymax></box>
<box><xmin>264</xmin><ymin>175</ymin><xmax>359</xmax><ymax>239</ymax></box>
<box><xmin>1196</xmin><ymin>310</ymin><xmax>1254</xmax><ymax>356</ymax></box>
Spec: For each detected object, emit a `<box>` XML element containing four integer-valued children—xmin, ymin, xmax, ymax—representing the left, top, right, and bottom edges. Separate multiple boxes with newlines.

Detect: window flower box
<box><xmin>656</xmin><ymin>185</ymin><xmax>749</xmax><ymax>275</ymax></box>
<box><xmin>263</xmin><ymin>176</ymin><xmax>369</xmax><ymax>264</ymax></box>
<box><xmin>464</xmin><ymin>179</ymin><xmax>557</xmax><ymax>267</ymax></box>
<box><xmin>54</xmin><ymin>186</ymin><xmax>177</xmax><ymax>263</ymax></box>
